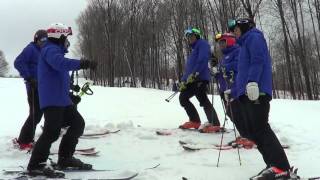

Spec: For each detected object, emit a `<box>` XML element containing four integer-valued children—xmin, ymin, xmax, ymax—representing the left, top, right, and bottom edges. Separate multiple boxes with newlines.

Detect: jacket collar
<box><xmin>44</xmin><ymin>41</ymin><xmax>68</xmax><ymax>54</ymax></box>
<box><xmin>190</xmin><ymin>39</ymin><xmax>200</xmax><ymax>48</ymax></box>
<box><xmin>222</xmin><ymin>45</ymin><xmax>239</xmax><ymax>55</ymax></box>
<box><xmin>236</xmin><ymin>28</ymin><xmax>258</xmax><ymax>45</ymax></box>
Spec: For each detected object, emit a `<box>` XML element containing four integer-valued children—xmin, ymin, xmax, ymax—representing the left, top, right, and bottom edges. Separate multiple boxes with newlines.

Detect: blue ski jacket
<box><xmin>14</xmin><ymin>42</ymin><xmax>40</xmax><ymax>92</ymax></box>
<box><xmin>181</xmin><ymin>39</ymin><xmax>211</xmax><ymax>82</ymax></box>
<box><xmin>37</xmin><ymin>41</ymin><xmax>81</xmax><ymax>109</ymax></box>
<box><xmin>236</xmin><ymin>28</ymin><xmax>272</xmax><ymax>98</ymax></box>
<box><xmin>215</xmin><ymin>45</ymin><xmax>240</xmax><ymax>98</ymax></box>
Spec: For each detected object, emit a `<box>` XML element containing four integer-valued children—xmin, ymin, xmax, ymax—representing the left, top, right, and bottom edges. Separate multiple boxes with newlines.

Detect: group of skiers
<box><xmin>178</xmin><ymin>18</ymin><xmax>297</xmax><ymax>180</ymax></box>
<box><xmin>14</xmin><ymin>23</ymin><xmax>96</xmax><ymax>177</ymax></box>
<box><xmin>12</xmin><ymin>18</ymin><xmax>297</xmax><ymax>179</ymax></box>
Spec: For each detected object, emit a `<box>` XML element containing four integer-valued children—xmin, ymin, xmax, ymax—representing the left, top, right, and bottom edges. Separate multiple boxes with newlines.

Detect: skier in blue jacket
<box><xmin>214</xmin><ymin>32</ymin><xmax>255</xmax><ymax>147</ymax></box>
<box><xmin>229</xmin><ymin>18</ymin><xmax>294</xmax><ymax>179</ymax></box>
<box><xmin>27</xmin><ymin>23</ymin><xmax>97</xmax><ymax>177</ymax></box>
<box><xmin>213</xmin><ymin>33</ymin><xmax>239</xmax><ymax>101</ymax></box>
<box><xmin>178</xmin><ymin>27</ymin><xmax>220</xmax><ymax>132</ymax></box>
<box><xmin>13</xmin><ymin>29</ymin><xmax>47</xmax><ymax>150</ymax></box>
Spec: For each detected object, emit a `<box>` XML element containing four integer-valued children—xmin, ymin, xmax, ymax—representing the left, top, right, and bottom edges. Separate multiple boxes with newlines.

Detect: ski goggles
<box><xmin>228</xmin><ymin>19</ymin><xmax>252</xmax><ymax>30</ymax></box>
<box><xmin>184</xmin><ymin>29</ymin><xmax>193</xmax><ymax>36</ymax></box>
<box><xmin>184</xmin><ymin>27</ymin><xmax>201</xmax><ymax>37</ymax></box>
<box><xmin>39</xmin><ymin>37</ymin><xmax>47</xmax><ymax>42</ymax></box>
<box><xmin>236</xmin><ymin>19</ymin><xmax>251</xmax><ymax>25</ymax></box>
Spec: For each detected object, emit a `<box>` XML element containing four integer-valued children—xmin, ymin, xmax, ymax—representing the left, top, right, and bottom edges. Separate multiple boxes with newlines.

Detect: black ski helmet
<box><xmin>228</xmin><ymin>18</ymin><xmax>255</xmax><ymax>34</ymax></box>
<box><xmin>34</xmin><ymin>29</ymin><xmax>48</xmax><ymax>43</ymax></box>
<box><xmin>235</xmin><ymin>18</ymin><xmax>255</xmax><ymax>34</ymax></box>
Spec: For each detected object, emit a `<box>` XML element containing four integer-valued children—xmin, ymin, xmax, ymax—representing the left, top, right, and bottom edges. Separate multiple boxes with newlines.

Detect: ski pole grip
<box><xmin>79</xmin><ymin>82</ymin><xmax>94</xmax><ymax>96</ymax></box>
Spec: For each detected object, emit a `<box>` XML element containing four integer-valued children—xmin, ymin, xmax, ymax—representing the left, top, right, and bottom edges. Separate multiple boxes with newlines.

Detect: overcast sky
<box><xmin>0</xmin><ymin>0</ymin><xmax>88</xmax><ymax>75</ymax></box>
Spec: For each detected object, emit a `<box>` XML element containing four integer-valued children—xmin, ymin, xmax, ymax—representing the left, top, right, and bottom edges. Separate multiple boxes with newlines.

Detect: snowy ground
<box><xmin>0</xmin><ymin>78</ymin><xmax>319</xmax><ymax>180</ymax></box>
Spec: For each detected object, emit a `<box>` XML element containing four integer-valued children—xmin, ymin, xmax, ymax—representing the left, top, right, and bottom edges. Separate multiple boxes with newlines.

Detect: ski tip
<box><xmin>144</xmin><ymin>163</ymin><xmax>160</xmax><ymax>170</ymax></box>
<box><xmin>182</xmin><ymin>145</ymin><xmax>199</xmax><ymax>151</ymax></box>
<box><xmin>76</xmin><ymin>147</ymin><xmax>96</xmax><ymax>152</ymax></box>
<box><xmin>178</xmin><ymin>140</ymin><xmax>188</xmax><ymax>145</ymax></box>
<box><xmin>79</xmin><ymin>150</ymin><xmax>100</xmax><ymax>156</ymax></box>
<box><xmin>156</xmin><ymin>130</ymin><xmax>172</xmax><ymax>136</ymax></box>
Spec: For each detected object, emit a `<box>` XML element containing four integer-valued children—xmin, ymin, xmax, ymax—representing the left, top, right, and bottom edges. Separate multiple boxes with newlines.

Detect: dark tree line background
<box><xmin>0</xmin><ymin>50</ymin><xmax>9</xmax><ymax>77</ymax></box>
<box><xmin>76</xmin><ymin>0</ymin><xmax>320</xmax><ymax>100</ymax></box>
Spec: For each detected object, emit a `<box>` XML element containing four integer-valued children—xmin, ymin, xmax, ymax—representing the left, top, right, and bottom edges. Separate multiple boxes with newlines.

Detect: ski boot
<box><xmin>250</xmin><ymin>166</ymin><xmax>299</xmax><ymax>180</ymax></box>
<box><xmin>199</xmin><ymin>122</ymin><xmax>221</xmax><ymax>133</ymax></box>
<box><xmin>179</xmin><ymin>121</ymin><xmax>201</xmax><ymax>129</ymax></box>
<box><xmin>27</xmin><ymin>163</ymin><xmax>65</xmax><ymax>178</ymax></box>
<box><xmin>228</xmin><ymin>137</ymin><xmax>256</xmax><ymax>149</ymax></box>
<box><xmin>12</xmin><ymin>138</ymin><xmax>33</xmax><ymax>151</ymax></box>
<box><xmin>57</xmin><ymin>156</ymin><xmax>92</xmax><ymax>170</ymax></box>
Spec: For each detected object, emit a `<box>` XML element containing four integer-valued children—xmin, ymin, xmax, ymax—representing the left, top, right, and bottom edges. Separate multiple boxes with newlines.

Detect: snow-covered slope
<box><xmin>0</xmin><ymin>78</ymin><xmax>319</xmax><ymax>179</ymax></box>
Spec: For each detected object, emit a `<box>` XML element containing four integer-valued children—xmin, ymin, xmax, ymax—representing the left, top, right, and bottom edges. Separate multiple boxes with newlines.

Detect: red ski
<box><xmin>156</xmin><ymin>128</ymin><xmax>231</xmax><ymax>136</ymax></box>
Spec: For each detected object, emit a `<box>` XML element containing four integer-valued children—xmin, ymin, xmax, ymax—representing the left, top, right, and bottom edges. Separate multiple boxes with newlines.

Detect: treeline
<box><xmin>0</xmin><ymin>50</ymin><xmax>9</xmax><ymax>77</ymax></box>
<box><xmin>76</xmin><ymin>0</ymin><xmax>320</xmax><ymax>100</ymax></box>
<box><xmin>267</xmin><ymin>0</ymin><xmax>320</xmax><ymax>100</ymax></box>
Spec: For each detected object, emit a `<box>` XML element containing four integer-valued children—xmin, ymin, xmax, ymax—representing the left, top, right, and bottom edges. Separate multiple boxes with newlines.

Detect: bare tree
<box><xmin>75</xmin><ymin>0</ymin><xmax>320</xmax><ymax>99</ymax></box>
<box><xmin>240</xmin><ymin>0</ymin><xmax>264</xmax><ymax>19</ymax></box>
<box><xmin>0</xmin><ymin>50</ymin><xmax>9</xmax><ymax>77</ymax></box>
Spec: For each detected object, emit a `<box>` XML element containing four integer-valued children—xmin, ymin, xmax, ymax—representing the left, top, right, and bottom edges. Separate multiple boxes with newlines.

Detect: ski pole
<box><xmin>216</xmin><ymin>70</ymin><xmax>241</xmax><ymax>167</ymax></box>
<box><xmin>212</xmin><ymin>67</ymin><xmax>230</xmax><ymax>167</ymax></box>
<box><xmin>216</xmin><ymin>82</ymin><xmax>229</xmax><ymax>167</ymax></box>
<box><xmin>227</xmin><ymin>71</ymin><xmax>242</xmax><ymax>166</ymax></box>
<box><xmin>165</xmin><ymin>91</ymin><xmax>178</xmax><ymax>102</ymax></box>
<box><xmin>227</xmin><ymin>95</ymin><xmax>242</xmax><ymax>166</ymax></box>
<box><xmin>31</xmin><ymin>84</ymin><xmax>35</xmax><ymax>144</ymax></box>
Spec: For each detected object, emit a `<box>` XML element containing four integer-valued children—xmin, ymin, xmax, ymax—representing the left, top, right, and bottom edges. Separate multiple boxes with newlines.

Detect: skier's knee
<box><xmin>200</xmin><ymin>100</ymin><xmax>211</xmax><ymax>107</ymax></box>
<box><xmin>73</xmin><ymin>118</ymin><xmax>85</xmax><ymax>137</ymax></box>
<box><xmin>42</xmin><ymin>128</ymin><xmax>61</xmax><ymax>142</ymax></box>
<box><xmin>179</xmin><ymin>96</ymin><xmax>189</xmax><ymax>107</ymax></box>
<box><xmin>78</xmin><ymin>120</ymin><xmax>85</xmax><ymax>137</ymax></box>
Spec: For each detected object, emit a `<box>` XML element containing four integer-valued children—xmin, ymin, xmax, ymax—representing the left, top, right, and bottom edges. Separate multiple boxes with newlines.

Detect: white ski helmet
<box><xmin>47</xmin><ymin>23</ymin><xmax>72</xmax><ymax>39</ymax></box>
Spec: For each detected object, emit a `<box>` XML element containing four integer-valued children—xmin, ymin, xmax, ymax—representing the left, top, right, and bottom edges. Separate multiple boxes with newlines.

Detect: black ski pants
<box><xmin>220</xmin><ymin>93</ymin><xmax>247</xmax><ymax>137</ymax></box>
<box><xmin>238</xmin><ymin>95</ymin><xmax>290</xmax><ymax>170</ymax></box>
<box><xmin>179</xmin><ymin>81</ymin><xmax>220</xmax><ymax>126</ymax></box>
<box><xmin>28</xmin><ymin>106</ymin><xmax>85</xmax><ymax>170</ymax></box>
<box><xmin>18</xmin><ymin>88</ymin><xmax>43</xmax><ymax>144</ymax></box>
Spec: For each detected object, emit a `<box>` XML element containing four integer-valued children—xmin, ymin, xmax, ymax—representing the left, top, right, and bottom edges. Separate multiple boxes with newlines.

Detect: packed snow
<box><xmin>0</xmin><ymin>78</ymin><xmax>319</xmax><ymax>179</ymax></box>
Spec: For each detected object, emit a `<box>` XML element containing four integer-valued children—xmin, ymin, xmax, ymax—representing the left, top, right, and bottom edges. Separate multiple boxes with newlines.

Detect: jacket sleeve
<box><xmin>246</xmin><ymin>34</ymin><xmax>265</xmax><ymax>83</ymax></box>
<box><xmin>44</xmin><ymin>47</ymin><xmax>81</xmax><ymax>72</ymax></box>
<box><xmin>223</xmin><ymin>49</ymin><xmax>239</xmax><ymax>73</ymax></box>
<box><xmin>14</xmin><ymin>46</ymin><xmax>32</xmax><ymax>79</ymax></box>
<box><xmin>181</xmin><ymin>73</ymin><xmax>187</xmax><ymax>82</ymax></box>
<box><xmin>191</xmin><ymin>42</ymin><xmax>210</xmax><ymax>75</ymax></box>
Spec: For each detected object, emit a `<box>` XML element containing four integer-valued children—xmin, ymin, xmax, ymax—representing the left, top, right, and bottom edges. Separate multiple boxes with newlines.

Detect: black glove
<box><xmin>80</xmin><ymin>59</ymin><xmax>97</xmax><ymax>70</ymax></box>
<box><xmin>70</xmin><ymin>84</ymin><xmax>80</xmax><ymax>93</ymax></box>
<box><xmin>70</xmin><ymin>93</ymin><xmax>81</xmax><ymax>105</ymax></box>
<box><xmin>25</xmin><ymin>77</ymin><xmax>37</xmax><ymax>89</ymax></box>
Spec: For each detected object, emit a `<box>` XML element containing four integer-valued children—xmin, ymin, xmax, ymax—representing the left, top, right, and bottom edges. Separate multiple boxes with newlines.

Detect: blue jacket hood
<box><xmin>237</xmin><ymin>28</ymin><xmax>263</xmax><ymax>46</ymax></box>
